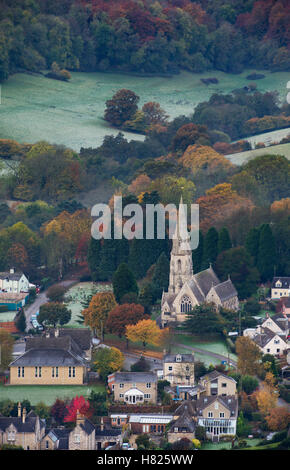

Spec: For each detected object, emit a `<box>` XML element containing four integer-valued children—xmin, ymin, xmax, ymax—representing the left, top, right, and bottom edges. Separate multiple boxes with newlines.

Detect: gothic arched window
<box><xmin>180</xmin><ymin>295</ymin><xmax>192</xmax><ymax>313</ymax></box>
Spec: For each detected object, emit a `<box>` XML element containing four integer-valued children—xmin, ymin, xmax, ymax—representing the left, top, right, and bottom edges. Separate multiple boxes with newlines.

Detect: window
<box><xmin>220</xmin><ymin>412</ymin><xmax>225</xmax><ymax>418</ymax></box>
<box><xmin>208</xmin><ymin>412</ymin><xmax>213</xmax><ymax>418</ymax></box>
<box><xmin>69</xmin><ymin>366</ymin><xmax>75</xmax><ymax>378</ymax></box>
<box><xmin>144</xmin><ymin>394</ymin><xmax>151</xmax><ymax>399</ymax></box>
<box><xmin>180</xmin><ymin>296</ymin><xmax>192</xmax><ymax>313</ymax></box>
<box><xmin>186</xmin><ymin>376</ymin><xmax>190</xmax><ymax>381</ymax></box>
<box><xmin>146</xmin><ymin>383</ymin><xmax>151</xmax><ymax>388</ymax></box>
<box><xmin>45</xmin><ymin>441</ymin><xmax>49</xmax><ymax>449</ymax></box>
<box><xmin>221</xmin><ymin>383</ymin><xmax>227</xmax><ymax>388</ymax></box>
<box><xmin>35</xmin><ymin>366</ymin><xmax>41</xmax><ymax>378</ymax></box>
<box><xmin>18</xmin><ymin>366</ymin><xmax>24</xmax><ymax>378</ymax></box>
<box><xmin>168</xmin><ymin>366</ymin><xmax>172</xmax><ymax>371</ymax></box>
<box><xmin>119</xmin><ymin>383</ymin><xmax>124</xmax><ymax>388</ymax></box>
<box><xmin>52</xmin><ymin>367</ymin><xmax>58</xmax><ymax>378</ymax></box>
<box><xmin>7</xmin><ymin>431</ymin><xmax>15</xmax><ymax>441</ymax></box>
<box><xmin>119</xmin><ymin>394</ymin><xmax>124</xmax><ymax>398</ymax></box>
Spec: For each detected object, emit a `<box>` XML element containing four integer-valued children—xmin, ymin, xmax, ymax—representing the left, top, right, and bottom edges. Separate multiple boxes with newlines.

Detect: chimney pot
<box><xmin>22</xmin><ymin>407</ymin><xmax>26</xmax><ymax>424</ymax></box>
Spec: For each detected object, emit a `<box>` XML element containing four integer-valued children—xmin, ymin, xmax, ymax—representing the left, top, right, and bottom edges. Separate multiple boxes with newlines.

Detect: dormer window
<box><xmin>176</xmin><ymin>354</ymin><xmax>182</xmax><ymax>363</ymax></box>
<box><xmin>276</xmin><ymin>281</ymin><xmax>282</xmax><ymax>287</ymax></box>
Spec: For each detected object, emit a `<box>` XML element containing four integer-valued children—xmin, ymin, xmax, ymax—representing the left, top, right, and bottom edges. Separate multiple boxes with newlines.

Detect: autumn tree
<box><xmin>265</xmin><ymin>407</ymin><xmax>290</xmax><ymax>432</ymax></box>
<box><xmin>82</xmin><ymin>292</ymin><xmax>117</xmax><ymax>339</ymax></box>
<box><xmin>106</xmin><ymin>303</ymin><xmax>149</xmax><ymax>345</ymax></box>
<box><xmin>125</xmin><ymin>319</ymin><xmax>163</xmax><ymax>350</ymax></box>
<box><xmin>50</xmin><ymin>398</ymin><xmax>68</xmax><ymax>424</ymax></box>
<box><xmin>104</xmin><ymin>89</ymin><xmax>140</xmax><ymax>127</ymax></box>
<box><xmin>255</xmin><ymin>372</ymin><xmax>278</xmax><ymax>417</ymax></box>
<box><xmin>142</xmin><ymin>101</ymin><xmax>168</xmax><ymax>126</ymax></box>
<box><xmin>171</xmin><ymin>124</ymin><xmax>210</xmax><ymax>153</ymax></box>
<box><xmin>236</xmin><ymin>336</ymin><xmax>262</xmax><ymax>376</ymax></box>
<box><xmin>64</xmin><ymin>395</ymin><xmax>92</xmax><ymax>423</ymax></box>
<box><xmin>93</xmin><ymin>346</ymin><xmax>124</xmax><ymax>380</ymax></box>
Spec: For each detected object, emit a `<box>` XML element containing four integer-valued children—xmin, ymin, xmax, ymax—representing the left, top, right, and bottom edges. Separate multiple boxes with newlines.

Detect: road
<box><xmin>24</xmin><ymin>279</ymin><xmax>77</xmax><ymax>331</ymax></box>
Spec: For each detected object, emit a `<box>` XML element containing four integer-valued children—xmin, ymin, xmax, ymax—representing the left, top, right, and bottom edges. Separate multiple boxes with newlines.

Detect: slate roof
<box><xmin>10</xmin><ymin>348</ymin><xmax>87</xmax><ymax>367</ymax></box>
<box><xmin>169</xmin><ymin>403</ymin><xmax>196</xmax><ymax>433</ymax></box>
<box><xmin>0</xmin><ymin>415</ymin><xmax>45</xmax><ymax>433</ymax></box>
<box><xmin>252</xmin><ymin>327</ymin><xmax>287</xmax><ymax>348</ymax></box>
<box><xmin>95</xmin><ymin>427</ymin><xmax>122</xmax><ymax>437</ymax></box>
<box><xmin>174</xmin><ymin>400</ymin><xmax>196</xmax><ymax>417</ymax></box>
<box><xmin>79</xmin><ymin>419</ymin><xmax>95</xmax><ymax>435</ymax></box>
<box><xmin>193</xmin><ymin>266</ymin><xmax>220</xmax><ymax>298</ymax></box>
<box><xmin>199</xmin><ymin>370</ymin><xmax>237</xmax><ymax>383</ymax></box>
<box><xmin>212</xmin><ymin>279</ymin><xmax>238</xmax><ymax>302</ymax></box>
<box><xmin>272</xmin><ymin>277</ymin><xmax>290</xmax><ymax>289</ymax></box>
<box><xmin>196</xmin><ymin>395</ymin><xmax>238</xmax><ymax>417</ymax></box>
<box><xmin>48</xmin><ymin>328</ymin><xmax>92</xmax><ymax>351</ymax></box>
<box><xmin>0</xmin><ymin>271</ymin><xmax>24</xmax><ymax>281</ymax></box>
<box><xmin>25</xmin><ymin>336</ymin><xmax>83</xmax><ymax>358</ymax></box>
<box><xmin>163</xmin><ymin>353</ymin><xmax>194</xmax><ymax>363</ymax></box>
<box><xmin>270</xmin><ymin>314</ymin><xmax>288</xmax><ymax>332</ymax></box>
<box><xmin>113</xmin><ymin>372</ymin><xmax>157</xmax><ymax>383</ymax></box>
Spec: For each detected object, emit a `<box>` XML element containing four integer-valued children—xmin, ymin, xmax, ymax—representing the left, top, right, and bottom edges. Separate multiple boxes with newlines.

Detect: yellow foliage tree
<box><xmin>82</xmin><ymin>292</ymin><xmax>117</xmax><ymax>339</ymax></box>
<box><xmin>179</xmin><ymin>145</ymin><xmax>234</xmax><ymax>175</ymax></box>
<box><xmin>236</xmin><ymin>336</ymin><xmax>262</xmax><ymax>376</ymax></box>
<box><xmin>255</xmin><ymin>372</ymin><xmax>278</xmax><ymax>417</ymax></box>
<box><xmin>125</xmin><ymin>319</ymin><xmax>163</xmax><ymax>350</ymax></box>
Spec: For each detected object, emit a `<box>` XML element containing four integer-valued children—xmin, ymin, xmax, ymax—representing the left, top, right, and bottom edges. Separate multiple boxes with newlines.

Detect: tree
<box><xmin>104</xmin><ymin>89</ymin><xmax>140</xmax><ymax>127</ymax></box>
<box><xmin>82</xmin><ymin>292</ymin><xmax>117</xmax><ymax>339</ymax></box>
<box><xmin>255</xmin><ymin>372</ymin><xmax>278</xmax><ymax>417</ymax></box>
<box><xmin>241</xmin><ymin>375</ymin><xmax>259</xmax><ymax>395</ymax></box>
<box><xmin>218</xmin><ymin>227</ymin><xmax>232</xmax><ymax>253</ymax></box>
<box><xmin>257</xmin><ymin>224</ymin><xmax>276</xmax><ymax>281</ymax></box>
<box><xmin>203</xmin><ymin>227</ymin><xmax>219</xmax><ymax>266</ymax></box>
<box><xmin>112</xmin><ymin>263</ymin><xmax>138</xmax><ymax>304</ymax></box>
<box><xmin>236</xmin><ymin>336</ymin><xmax>262</xmax><ymax>376</ymax></box>
<box><xmin>15</xmin><ymin>308</ymin><xmax>26</xmax><ymax>333</ymax></box>
<box><xmin>151</xmin><ymin>252</ymin><xmax>170</xmax><ymax>298</ymax></box>
<box><xmin>0</xmin><ymin>329</ymin><xmax>14</xmax><ymax>372</ymax></box>
<box><xmin>38</xmin><ymin>302</ymin><xmax>71</xmax><ymax>328</ymax></box>
<box><xmin>64</xmin><ymin>395</ymin><xmax>92</xmax><ymax>423</ymax></box>
<box><xmin>46</xmin><ymin>284</ymin><xmax>67</xmax><ymax>303</ymax></box>
<box><xmin>185</xmin><ymin>305</ymin><xmax>224</xmax><ymax>336</ymax></box>
<box><xmin>265</xmin><ymin>407</ymin><xmax>290</xmax><ymax>432</ymax></box>
<box><xmin>142</xmin><ymin>101</ymin><xmax>168</xmax><ymax>126</ymax></box>
<box><xmin>50</xmin><ymin>398</ymin><xmax>68</xmax><ymax>424</ymax></box>
<box><xmin>125</xmin><ymin>319</ymin><xmax>163</xmax><ymax>350</ymax></box>
<box><xmin>106</xmin><ymin>303</ymin><xmax>148</xmax><ymax>343</ymax></box>
<box><xmin>93</xmin><ymin>346</ymin><xmax>124</xmax><ymax>381</ymax></box>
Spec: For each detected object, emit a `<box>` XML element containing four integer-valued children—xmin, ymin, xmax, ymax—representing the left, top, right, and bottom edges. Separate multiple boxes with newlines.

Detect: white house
<box><xmin>271</xmin><ymin>277</ymin><xmax>290</xmax><ymax>300</ymax></box>
<box><xmin>251</xmin><ymin>327</ymin><xmax>288</xmax><ymax>356</ymax></box>
<box><xmin>0</xmin><ymin>268</ymin><xmax>30</xmax><ymax>294</ymax></box>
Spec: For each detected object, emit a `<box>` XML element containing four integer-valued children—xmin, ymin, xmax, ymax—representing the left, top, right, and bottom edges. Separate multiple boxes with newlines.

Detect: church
<box><xmin>161</xmin><ymin>202</ymin><xmax>239</xmax><ymax>328</ymax></box>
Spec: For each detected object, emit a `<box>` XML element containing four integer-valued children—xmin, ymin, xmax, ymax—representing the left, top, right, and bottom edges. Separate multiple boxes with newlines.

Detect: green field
<box><xmin>201</xmin><ymin>439</ymin><xmax>261</xmax><ymax>450</ymax></box>
<box><xmin>226</xmin><ymin>142</ymin><xmax>290</xmax><ymax>165</ymax></box>
<box><xmin>0</xmin><ymin>383</ymin><xmax>105</xmax><ymax>405</ymax></box>
<box><xmin>0</xmin><ymin>69</ymin><xmax>289</xmax><ymax>151</ymax></box>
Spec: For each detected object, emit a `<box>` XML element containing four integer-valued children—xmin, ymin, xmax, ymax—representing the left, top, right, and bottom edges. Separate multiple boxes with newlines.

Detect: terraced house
<box><xmin>9</xmin><ymin>336</ymin><xmax>89</xmax><ymax>385</ymax></box>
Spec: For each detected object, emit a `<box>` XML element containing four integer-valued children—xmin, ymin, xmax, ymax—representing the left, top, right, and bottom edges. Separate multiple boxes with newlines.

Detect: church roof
<box><xmin>211</xmin><ymin>279</ymin><xmax>238</xmax><ymax>302</ymax></box>
<box><xmin>193</xmin><ymin>267</ymin><xmax>220</xmax><ymax>298</ymax></box>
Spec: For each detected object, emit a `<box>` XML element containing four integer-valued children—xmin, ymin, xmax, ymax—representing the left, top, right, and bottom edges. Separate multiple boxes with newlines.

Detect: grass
<box><xmin>0</xmin><ymin>383</ymin><xmax>106</xmax><ymax>406</ymax></box>
<box><xmin>201</xmin><ymin>439</ymin><xmax>263</xmax><ymax>450</ymax></box>
<box><xmin>226</xmin><ymin>142</ymin><xmax>290</xmax><ymax>165</ymax></box>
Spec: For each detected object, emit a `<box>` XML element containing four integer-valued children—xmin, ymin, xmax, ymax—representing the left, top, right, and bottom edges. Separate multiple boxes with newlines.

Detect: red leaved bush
<box><xmin>64</xmin><ymin>395</ymin><xmax>92</xmax><ymax>422</ymax></box>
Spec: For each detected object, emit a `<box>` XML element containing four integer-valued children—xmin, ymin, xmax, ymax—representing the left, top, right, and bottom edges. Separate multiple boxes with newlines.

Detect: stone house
<box><xmin>108</xmin><ymin>372</ymin><xmax>158</xmax><ymax>404</ymax></box>
<box><xmin>196</xmin><ymin>395</ymin><xmax>238</xmax><ymax>441</ymax></box>
<box><xmin>167</xmin><ymin>401</ymin><xmax>196</xmax><ymax>444</ymax></box>
<box><xmin>163</xmin><ymin>353</ymin><xmax>195</xmax><ymax>386</ymax></box>
<box><xmin>250</xmin><ymin>327</ymin><xmax>288</xmax><ymax>356</ymax></box>
<box><xmin>0</xmin><ymin>404</ymin><xmax>45</xmax><ymax>450</ymax></box>
<box><xmin>198</xmin><ymin>370</ymin><xmax>237</xmax><ymax>397</ymax></box>
<box><xmin>45</xmin><ymin>328</ymin><xmax>93</xmax><ymax>360</ymax></box>
<box><xmin>9</xmin><ymin>336</ymin><xmax>89</xmax><ymax>385</ymax></box>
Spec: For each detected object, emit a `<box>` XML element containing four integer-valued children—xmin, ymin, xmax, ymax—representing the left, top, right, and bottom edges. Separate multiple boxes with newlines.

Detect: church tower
<box><xmin>168</xmin><ymin>197</ymin><xmax>193</xmax><ymax>295</ymax></box>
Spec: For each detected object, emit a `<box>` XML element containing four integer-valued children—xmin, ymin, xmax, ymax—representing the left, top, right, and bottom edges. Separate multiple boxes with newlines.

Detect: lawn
<box><xmin>0</xmin><ymin>383</ymin><xmax>106</xmax><ymax>406</ymax></box>
<box><xmin>201</xmin><ymin>439</ymin><xmax>261</xmax><ymax>450</ymax></box>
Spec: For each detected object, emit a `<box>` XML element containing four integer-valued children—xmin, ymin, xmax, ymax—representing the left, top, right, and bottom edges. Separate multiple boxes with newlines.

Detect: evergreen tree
<box><xmin>203</xmin><ymin>227</ymin><xmax>219</xmax><ymax>267</ymax></box>
<box><xmin>152</xmin><ymin>251</ymin><xmax>170</xmax><ymax>297</ymax></box>
<box><xmin>87</xmin><ymin>238</ymin><xmax>101</xmax><ymax>280</ymax></box>
<box><xmin>98</xmin><ymin>239</ymin><xmax>117</xmax><ymax>281</ymax></box>
<box><xmin>245</xmin><ymin>227</ymin><xmax>260</xmax><ymax>265</ymax></box>
<box><xmin>218</xmin><ymin>227</ymin><xmax>232</xmax><ymax>253</ymax></box>
<box><xmin>112</xmin><ymin>263</ymin><xmax>139</xmax><ymax>303</ymax></box>
<box><xmin>15</xmin><ymin>308</ymin><xmax>26</xmax><ymax>332</ymax></box>
<box><xmin>192</xmin><ymin>230</ymin><xmax>203</xmax><ymax>273</ymax></box>
<box><xmin>257</xmin><ymin>224</ymin><xmax>276</xmax><ymax>281</ymax></box>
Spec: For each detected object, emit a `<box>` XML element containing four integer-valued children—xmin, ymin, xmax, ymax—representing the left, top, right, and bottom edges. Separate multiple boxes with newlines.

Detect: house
<box><xmin>196</xmin><ymin>395</ymin><xmax>238</xmax><ymax>441</ymax></box>
<box><xmin>198</xmin><ymin>370</ymin><xmax>237</xmax><ymax>397</ymax></box>
<box><xmin>0</xmin><ymin>404</ymin><xmax>45</xmax><ymax>450</ymax></box>
<box><xmin>167</xmin><ymin>401</ymin><xmax>196</xmax><ymax>444</ymax></box>
<box><xmin>95</xmin><ymin>418</ymin><xmax>123</xmax><ymax>450</ymax></box>
<box><xmin>260</xmin><ymin>313</ymin><xmax>289</xmax><ymax>337</ymax></box>
<box><xmin>108</xmin><ymin>372</ymin><xmax>157</xmax><ymax>404</ymax></box>
<box><xmin>161</xmin><ymin>202</ymin><xmax>239</xmax><ymax>327</ymax></box>
<box><xmin>277</xmin><ymin>297</ymin><xmax>290</xmax><ymax>317</ymax></box>
<box><xmin>163</xmin><ymin>353</ymin><xmax>195</xmax><ymax>386</ymax></box>
<box><xmin>128</xmin><ymin>414</ymin><xmax>173</xmax><ymax>435</ymax></box>
<box><xmin>9</xmin><ymin>336</ymin><xmax>89</xmax><ymax>385</ymax></box>
<box><xmin>42</xmin><ymin>412</ymin><xmax>95</xmax><ymax>450</ymax></box>
<box><xmin>45</xmin><ymin>328</ymin><xmax>93</xmax><ymax>360</ymax></box>
<box><xmin>271</xmin><ymin>277</ymin><xmax>290</xmax><ymax>300</ymax></box>
<box><xmin>110</xmin><ymin>414</ymin><xmax>129</xmax><ymax>428</ymax></box>
<box><xmin>0</xmin><ymin>268</ymin><xmax>31</xmax><ymax>294</ymax></box>
<box><xmin>250</xmin><ymin>327</ymin><xmax>288</xmax><ymax>356</ymax></box>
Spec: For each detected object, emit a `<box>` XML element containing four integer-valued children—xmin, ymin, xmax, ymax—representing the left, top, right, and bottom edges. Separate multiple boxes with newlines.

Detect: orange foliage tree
<box><xmin>265</xmin><ymin>406</ymin><xmax>290</xmax><ymax>431</ymax></box>
<box><xmin>125</xmin><ymin>318</ymin><xmax>165</xmax><ymax>350</ymax></box>
<box><xmin>82</xmin><ymin>292</ymin><xmax>117</xmax><ymax>339</ymax></box>
<box><xmin>179</xmin><ymin>145</ymin><xmax>234</xmax><ymax>176</ymax></box>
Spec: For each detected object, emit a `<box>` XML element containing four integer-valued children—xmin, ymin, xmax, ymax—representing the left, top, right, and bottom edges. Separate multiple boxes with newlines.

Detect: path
<box><xmin>24</xmin><ymin>279</ymin><xmax>77</xmax><ymax>331</ymax></box>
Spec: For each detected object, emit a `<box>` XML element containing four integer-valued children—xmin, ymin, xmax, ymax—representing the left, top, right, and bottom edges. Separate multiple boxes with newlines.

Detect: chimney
<box><xmin>18</xmin><ymin>402</ymin><xmax>21</xmax><ymax>418</ymax></box>
<box><xmin>10</xmin><ymin>268</ymin><xmax>15</xmax><ymax>274</ymax></box>
<box><xmin>76</xmin><ymin>409</ymin><xmax>85</xmax><ymax>426</ymax></box>
<box><xmin>22</xmin><ymin>407</ymin><xmax>26</xmax><ymax>424</ymax></box>
<box><xmin>100</xmin><ymin>417</ymin><xmax>104</xmax><ymax>432</ymax></box>
<box><xmin>55</xmin><ymin>327</ymin><xmax>59</xmax><ymax>338</ymax></box>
